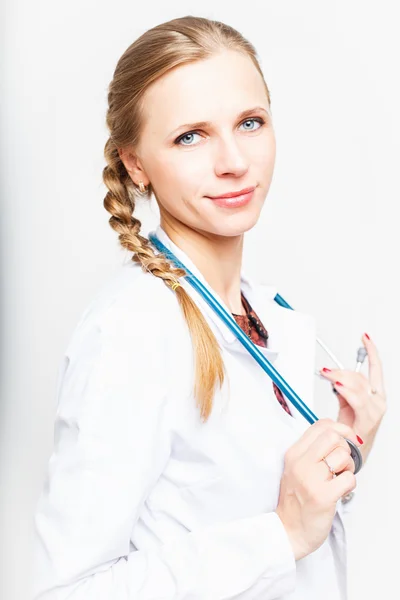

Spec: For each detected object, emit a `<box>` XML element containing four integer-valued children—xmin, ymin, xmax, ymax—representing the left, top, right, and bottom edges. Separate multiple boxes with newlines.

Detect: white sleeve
<box><xmin>31</xmin><ymin>313</ymin><xmax>297</xmax><ymax>600</ymax></box>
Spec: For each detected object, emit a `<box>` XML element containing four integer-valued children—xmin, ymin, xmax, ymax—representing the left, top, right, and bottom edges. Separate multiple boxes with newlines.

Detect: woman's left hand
<box><xmin>319</xmin><ymin>333</ymin><xmax>387</xmax><ymax>465</ymax></box>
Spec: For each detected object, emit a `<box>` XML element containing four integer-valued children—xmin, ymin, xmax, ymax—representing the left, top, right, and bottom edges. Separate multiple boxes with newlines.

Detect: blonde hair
<box><xmin>102</xmin><ymin>15</ymin><xmax>271</xmax><ymax>422</ymax></box>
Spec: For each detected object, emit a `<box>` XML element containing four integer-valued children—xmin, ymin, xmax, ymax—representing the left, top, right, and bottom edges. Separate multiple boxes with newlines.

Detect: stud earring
<box><xmin>138</xmin><ymin>181</ymin><xmax>147</xmax><ymax>193</ymax></box>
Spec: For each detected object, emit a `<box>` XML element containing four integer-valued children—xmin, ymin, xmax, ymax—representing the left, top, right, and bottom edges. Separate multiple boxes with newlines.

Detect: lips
<box><xmin>206</xmin><ymin>186</ymin><xmax>256</xmax><ymax>200</ymax></box>
<box><xmin>207</xmin><ymin>187</ymin><xmax>255</xmax><ymax>209</ymax></box>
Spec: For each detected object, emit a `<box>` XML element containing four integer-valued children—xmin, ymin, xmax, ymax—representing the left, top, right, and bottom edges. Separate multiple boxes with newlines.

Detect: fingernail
<box><xmin>322</xmin><ymin>368</ymin><xmax>331</xmax><ymax>373</ymax></box>
<box><xmin>364</xmin><ymin>333</ymin><xmax>370</xmax><ymax>340</ymax></box>
<box><xmin>356</xmin><ymin>435</ymin><xmax>364</xmax><ymax>445</ymax></box>
<box><xmin>335</xmin><ymin>381</ymin><xmax>343</xmax><ymax>387</ymax></box>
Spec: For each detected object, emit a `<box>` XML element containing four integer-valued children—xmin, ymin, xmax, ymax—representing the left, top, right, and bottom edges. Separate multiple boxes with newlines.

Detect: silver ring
<box><xmin>322</xmin><ymin>456</ymin><xmax>337</xmax><ymax>478</ymax></box>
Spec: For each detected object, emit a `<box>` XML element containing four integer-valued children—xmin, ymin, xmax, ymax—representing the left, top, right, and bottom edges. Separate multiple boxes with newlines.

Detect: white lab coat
<box><xmin>31</xmin><ymin>224</ymin><xmax>355</xmax><ymax>600</ymax></box>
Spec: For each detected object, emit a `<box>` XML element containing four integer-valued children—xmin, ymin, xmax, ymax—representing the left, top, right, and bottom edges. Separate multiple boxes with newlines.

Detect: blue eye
<box><xmin>175</xmin><ymin>132</ymin><xmax>202</xmax><ymax>146</ymax></box>
<box><xmin>174</xmin><ymin>117</ymin><xmax>265</xmax><ymax>147</ymax></box>
<box><xmin>240</xmin><ymin>118</ymin><xmax>264</xmax><ymax>131</ymax></box>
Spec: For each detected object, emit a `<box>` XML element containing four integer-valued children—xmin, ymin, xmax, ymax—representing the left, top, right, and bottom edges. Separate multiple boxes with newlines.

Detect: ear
<box><xmin>118</xmin><ymin>146</ymin><xmax>149</xmax><ymax>186</ymax></box>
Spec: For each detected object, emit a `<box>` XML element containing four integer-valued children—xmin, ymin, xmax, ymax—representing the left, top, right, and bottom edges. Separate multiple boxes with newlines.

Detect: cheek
<box><xmin>253</xmin><ymin>137</ymin><xmax>276</xmax><ymax>171</ymax></box>
<box><xmin>154</xmin><ymin>154</ymin><xmax>204</xmax><ymax>195</ymax></box>
<box><xmin>150</xmin><ymin>158</ymin><xmax>204</xmax><ymax>219</ymax></box>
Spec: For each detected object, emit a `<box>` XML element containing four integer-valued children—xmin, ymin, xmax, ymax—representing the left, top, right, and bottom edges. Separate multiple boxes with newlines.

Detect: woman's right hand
<box><xmin>275</xmin><ymin>418</ymin><xmax>361</xmax><ymax>561</ymax></box>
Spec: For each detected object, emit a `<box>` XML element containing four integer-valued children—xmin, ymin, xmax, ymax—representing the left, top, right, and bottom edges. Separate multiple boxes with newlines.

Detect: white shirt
<box><xmin>31</xmin><ymin>224</ymin><xmax>355</xmax><ymax>600</ymax></box>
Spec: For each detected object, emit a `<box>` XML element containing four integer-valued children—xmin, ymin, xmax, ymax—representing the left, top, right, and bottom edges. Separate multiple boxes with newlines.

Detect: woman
<box><xmin>31</xmin><ymin>15</ymin><xmax>386</xmax><ymax>600</ymax></box>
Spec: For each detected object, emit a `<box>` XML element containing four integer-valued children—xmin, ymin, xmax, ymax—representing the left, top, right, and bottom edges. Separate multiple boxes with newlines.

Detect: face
<box><xmin>122</xmin><ymin>49</ymin><xmax>276</xmax><ymax>239</ymax></box>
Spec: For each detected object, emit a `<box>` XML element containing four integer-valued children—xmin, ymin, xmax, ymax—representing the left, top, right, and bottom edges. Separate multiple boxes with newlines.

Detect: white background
<box><xmin>1</xmin><ymin>1</ymin><xmax>399</xmax><ymax>598</ymax></box>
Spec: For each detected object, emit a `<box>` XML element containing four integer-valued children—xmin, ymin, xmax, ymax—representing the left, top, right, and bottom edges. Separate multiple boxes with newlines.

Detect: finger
<box><xmin>362</xmin><ymin>333</ymin><xmax>384</xmax><ymax>391</ymax></box>
<box><xmin>320</xmin><ymin>368</ymin><xmax>365</xmax><ymax>392</ymax></box>
<box><xmin>331</xmin><ymin>382</ymin><xmax>365</xmax><ymax>411</ymax></box>
<box><xmin>319</xmin><ymin>446</ymin><xmax>356</xmax><ymax>479</ymax></box>
<box><xmin>323</xmin><ymin>470</ymin><xmax>357</xmax><ymax>505</ymax></box>
<box><xmin>319</xmin><ymin>367</ymin><xmax>342</xmax><ymax>381</ymax></box>
<box><xmin>288</xmin><ymin>419</ymin><xmax>360</xmax><ymax>461</ymax></box>
<box><xmin>304</xmin><ymin>427</ymin><xmax>352</xmax><ymax>465</ymax></box>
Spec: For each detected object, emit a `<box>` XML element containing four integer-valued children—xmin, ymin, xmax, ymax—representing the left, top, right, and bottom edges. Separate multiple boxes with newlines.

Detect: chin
<box><xmin>206</xmin><ymin>210</ymin><xmax>261</xmax><ymax>237</ymax></box>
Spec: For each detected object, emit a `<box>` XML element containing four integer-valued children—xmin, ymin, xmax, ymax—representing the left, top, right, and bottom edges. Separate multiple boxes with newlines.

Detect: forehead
<box><xmin>140</xmin><ymin>50</ymin><xmax>269</xmax><ymax>136</ymax></box>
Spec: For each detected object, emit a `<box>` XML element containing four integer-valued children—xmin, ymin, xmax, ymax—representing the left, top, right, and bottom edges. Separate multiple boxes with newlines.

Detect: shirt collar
<box><xmin>149</xmin><ymin>225</ymin><xmax>279</xmax><ymax>359</ymax></box>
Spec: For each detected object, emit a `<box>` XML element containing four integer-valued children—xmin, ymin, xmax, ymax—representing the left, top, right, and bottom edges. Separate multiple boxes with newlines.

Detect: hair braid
<box><xmin>102</xmin><ymin>139</ymin><xmax>184</xmax><ymax>281</ymax></box>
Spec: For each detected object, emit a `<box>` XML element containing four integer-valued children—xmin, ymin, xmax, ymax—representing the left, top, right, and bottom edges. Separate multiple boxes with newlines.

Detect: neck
<box><xmin>160</xmin><ymin>219</ymin><xmax>245</xmax><ymax>315</ymax></box>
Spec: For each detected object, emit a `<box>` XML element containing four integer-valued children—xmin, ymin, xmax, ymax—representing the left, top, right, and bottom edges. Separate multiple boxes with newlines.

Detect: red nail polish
<box><xmin>335</xmin><ymin>381</ymin><xmax>343</xmax><ymax>387</ymax></box>
<box><xmin>356</xmin><ymin>435</ymin><xmax>364</xmax><ymax>445</ymax></box>
<box><xmin>322</xmin><ymin>368</ymin><xmax>331</xmax><ymax>373</ymax></box>
<box><xmin>365</xmin><ymin>333</ymin><xmax>370</xmax><ymax>340</ymax></box>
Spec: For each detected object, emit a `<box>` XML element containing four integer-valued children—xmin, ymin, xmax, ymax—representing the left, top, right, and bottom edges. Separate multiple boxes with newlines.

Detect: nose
<box><xmin>213</xmin><ymin>135</ymin><xmax>249</xmax><ymax>178</ymax></box>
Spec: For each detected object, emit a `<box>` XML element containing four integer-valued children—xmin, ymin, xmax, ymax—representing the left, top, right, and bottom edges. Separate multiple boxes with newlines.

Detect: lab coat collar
<box><xmin>150</xmin><ymin>225</ymin><xmax>280</xmax><ymax>361</ymax></box>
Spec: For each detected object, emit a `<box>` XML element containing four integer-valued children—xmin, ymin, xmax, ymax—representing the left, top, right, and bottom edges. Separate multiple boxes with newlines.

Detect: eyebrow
<box><xmin>168</xmin><ymin>106</ymin><xmax>270</xmax><ymax>138</ymax></box>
